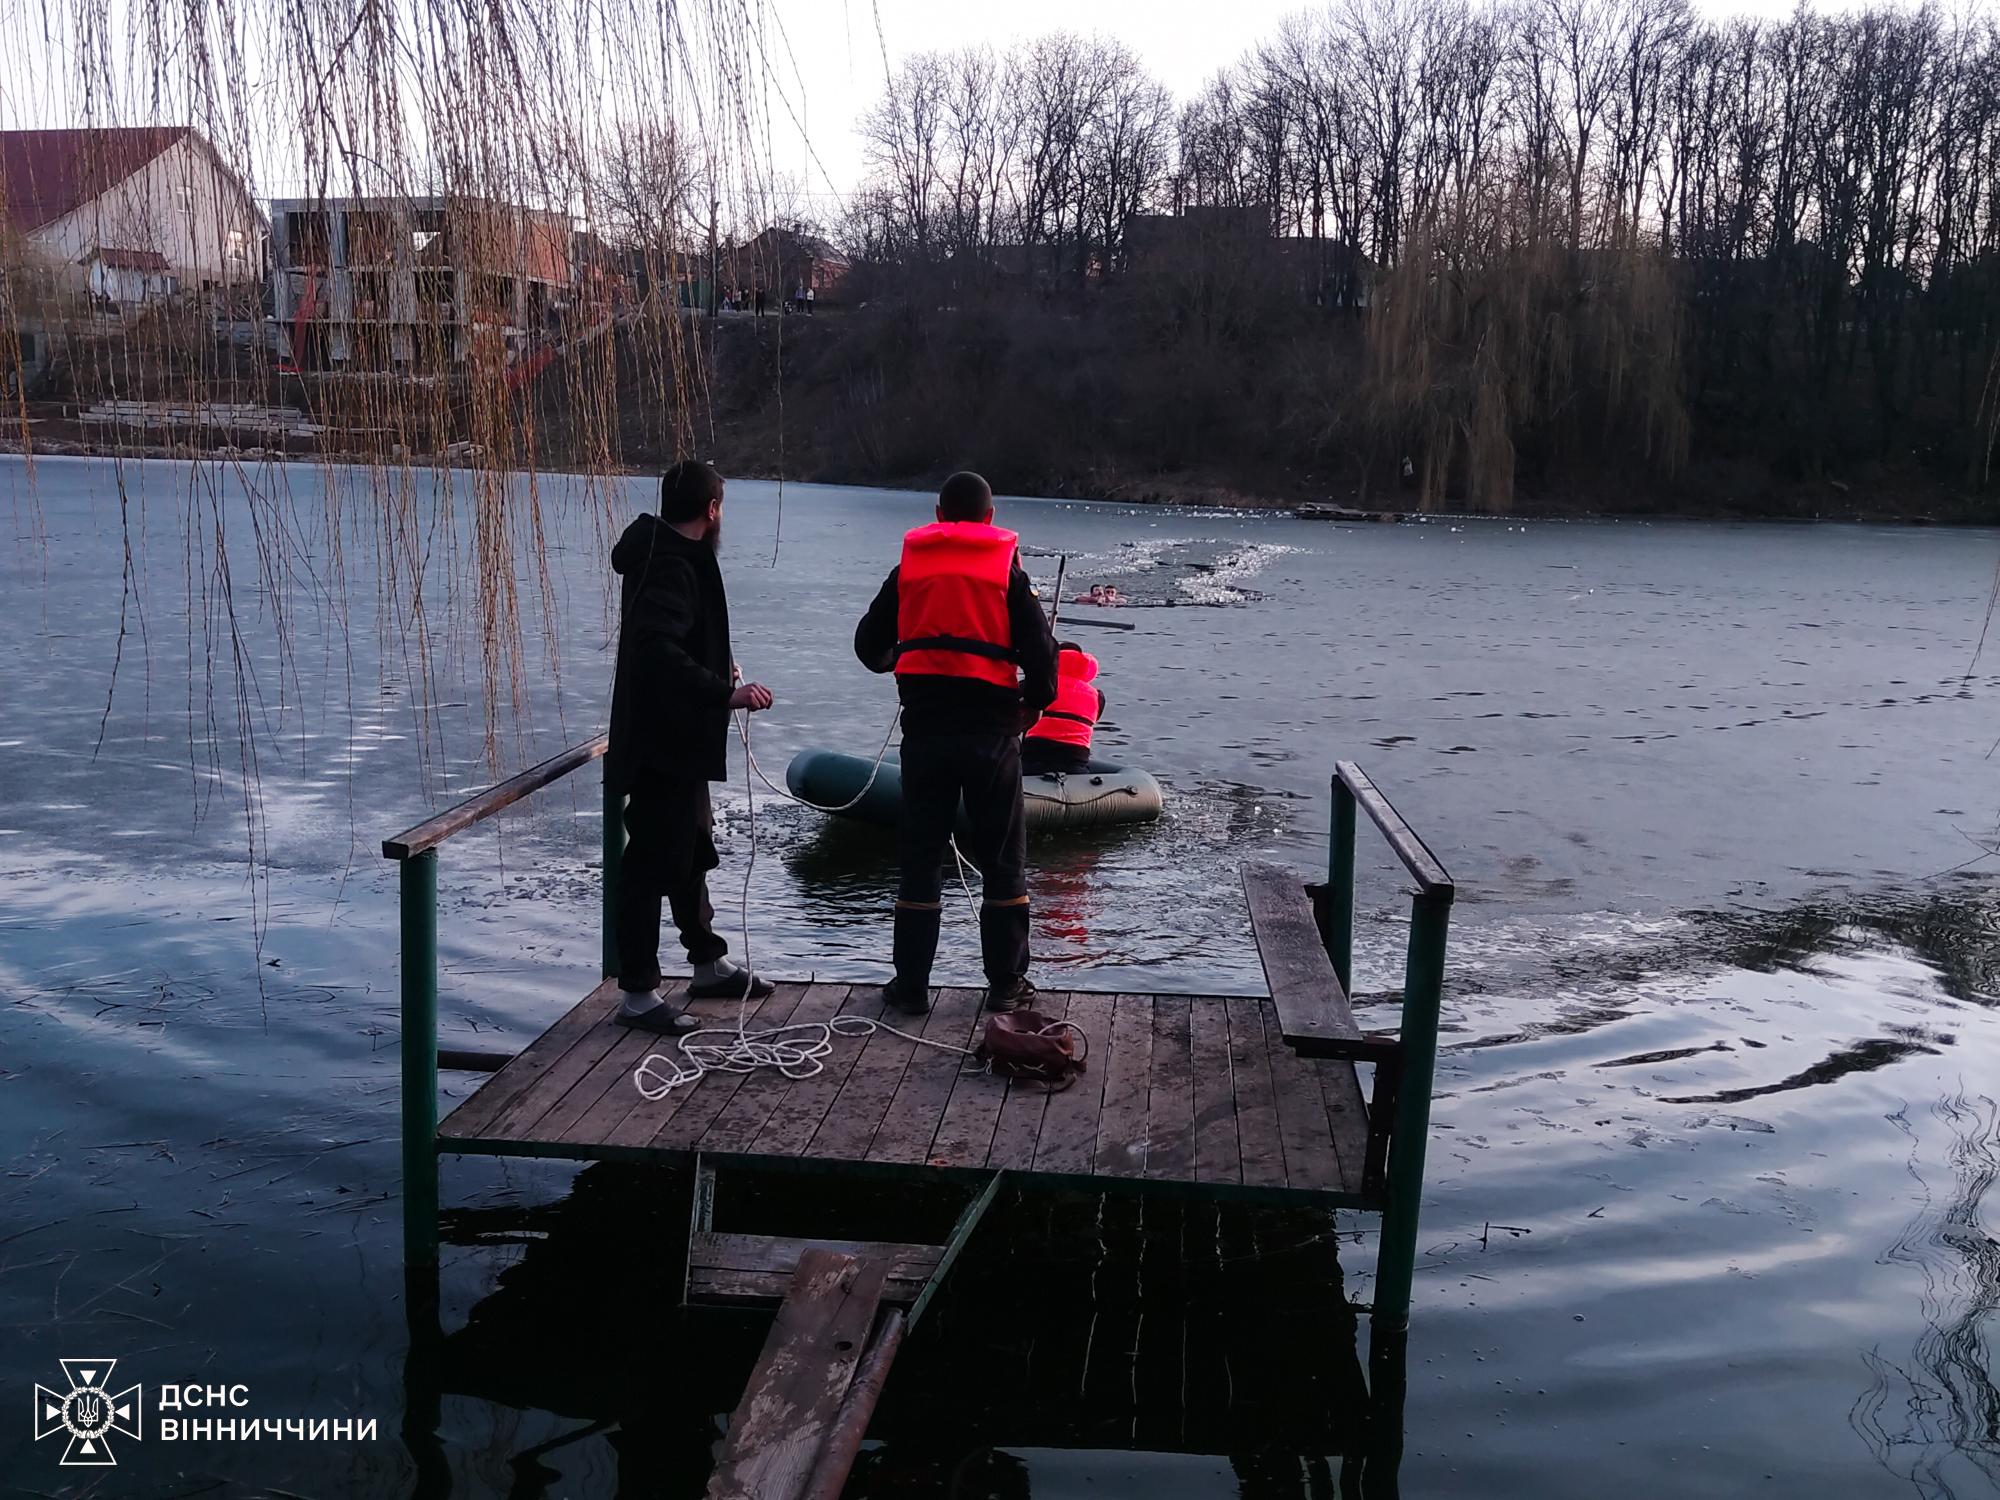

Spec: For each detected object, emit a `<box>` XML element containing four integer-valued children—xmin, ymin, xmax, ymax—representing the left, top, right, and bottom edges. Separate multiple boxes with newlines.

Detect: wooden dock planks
<box><xmin>864</xmin><ymin>986</ymin><xmax>986</xmax><ymax>1165</ymax></box>
<box><xmin>1092</xmin><ymin>995</ymin><xmax>1158</xmax><ymax>1178</ymax></box>
<box><xmin>1188</xmin><ymin>998</ymin><xmax>1241</xmax><ymax>1185</ymax></box>
<box><xmin>954</xmin><ymin>990</ymin><xmax>1072</xmax><ymax>1171</ymax></box>
<box><xmin>436</xmin><ymin>982</ymin><xmax>1369</xmax><ymax>1202</ymax></box>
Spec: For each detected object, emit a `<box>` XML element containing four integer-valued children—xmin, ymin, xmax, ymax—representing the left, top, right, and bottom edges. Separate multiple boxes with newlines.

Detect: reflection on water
<box><xmin>427</xmin><ymin>1167</ymin><xmax>1397</xmax><ymax>1497</ymax></box>
<box><xmin>1854</xmin><ymin>1091</ymin><xmax>2000</xmax><ymax>1497</ymax></box>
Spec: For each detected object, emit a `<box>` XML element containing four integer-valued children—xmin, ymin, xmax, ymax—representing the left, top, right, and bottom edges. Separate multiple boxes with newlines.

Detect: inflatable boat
<box><xmin>785</xmin><ymin>749</ymin><xmax>1164</xmax><ymax>835</ymax></box>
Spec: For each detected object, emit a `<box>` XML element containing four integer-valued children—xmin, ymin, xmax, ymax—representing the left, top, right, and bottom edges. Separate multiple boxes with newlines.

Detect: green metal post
<box><xmin>401</xmin><ymin>849</ymin><xmax>439</xmax><ymax>1268</ymax></box>
<box><xmin>603</xmin><ymin>773</ymin><xmax>627</xmax><ymax>980</ymax></box>
<box><xmin>1330</xmin><ymin>775</ymin><xmax>1357</xmax><ymax>995</ymax></box>
<box><xmin>1371</xmin><ymin>889</ymin><xmax>1452</xmax><ymax>1331</ymax></box>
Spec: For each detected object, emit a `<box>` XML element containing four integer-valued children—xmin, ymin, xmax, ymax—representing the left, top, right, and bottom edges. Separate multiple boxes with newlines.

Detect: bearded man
<box><xmin>604</xmin><ymin>460</ymin><xmax>774</xmax><ymax>1034</ymax></box>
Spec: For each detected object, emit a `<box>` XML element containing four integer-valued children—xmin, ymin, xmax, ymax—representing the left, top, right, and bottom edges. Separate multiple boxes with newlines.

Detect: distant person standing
<box><xmin>805</xmin><ymin>285</ymin><xmax>815</xmax><ymax>315</ymax></box>
<box><xmin>754</xmin><ymin>285</ymin><xmax>767</xmax><ymax>317</ymax></box>
<box><xmin>605</xmin><ymin>461</ymin><xmax>776</xmax><ymax>1033</ymax></box>
<box><xmin>854</xmin><ymin>473</ymin><xmax>1059</xmax><ymax>1014</ymax></box>
<box><xmin>1022</xmin><ymin>642</ymin><xmax>1104</xmax><ymax>775</ymax></box>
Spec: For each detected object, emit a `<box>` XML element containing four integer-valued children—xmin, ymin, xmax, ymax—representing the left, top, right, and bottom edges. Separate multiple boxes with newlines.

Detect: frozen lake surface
<box><xmin>3</xmin><ymin>455</ymin><xmax>1998</xmax><ymax>1495</ymax></box>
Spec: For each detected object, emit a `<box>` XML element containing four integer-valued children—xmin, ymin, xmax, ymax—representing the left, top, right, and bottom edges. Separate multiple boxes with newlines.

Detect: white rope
<box><xmin>632</xmin><ymin>699</ymin><xmax>982</xmax><ymax>1100</ymax></box>
<box><xmin>741</xmin><ymin>703</ymin><xmax>901</xmax><ymax>813</ymax></box>
<box><xmin>734</xmin><ymin>701</ymin><xmax>979</xmax><ymax>919</ymax></box>
<box><xmin>635</xmin><ymin>1013</ymin><xmax>982</xmax><ymax>1101</ymax></box>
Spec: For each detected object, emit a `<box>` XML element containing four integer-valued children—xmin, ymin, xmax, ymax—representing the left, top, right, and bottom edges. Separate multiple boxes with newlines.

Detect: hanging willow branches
<box><xmin>0</xmin><ymin>0</ymin><xmax>795</xmax><ymax>815</ymax></box>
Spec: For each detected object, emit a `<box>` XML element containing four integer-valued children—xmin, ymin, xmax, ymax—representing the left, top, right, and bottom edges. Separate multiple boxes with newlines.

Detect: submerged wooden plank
<box><xmin>980</xmin><ymin>991</ymin><xmax>1073</xmax><ymax>1170</ymax></box>
<box><xmin>866</xmin><ymin>987</ymin><xmax>986</xmax><ymax>1165</ymax></box>
<box><xmin>706</xmin><ymin>1249</ymin><xmax>887</xmax><ymax>1500</ymax></box>
<box><xmin>693</xmin><ymin>1265</ymin><xmax>928</xmax><ymax>1305</ymax></box>
<box><xmin>1030</xmin><ymin>990</ymin><xmax>1114</xmax><ymax>1176</ymax></box>
<box><xmin>437</xmin><ymin>978</ymin><xmax>623</xmax><ymax>1141</ymax></box>
<box><xmin>1188</xmin><ymin>997</ymin><xmax>1241</xmax><ymax>1185</ymax></box>
<box><xmin>1240</xmin><ymin>861</ymin><xmax>1365</xmax><ymax>1056</ymax></box>
<box><xmin>687</xmin><ymin>1231</ymin><xmax>940</xmax><ymax>1304</ymax></box>
<box><xmin>1092</xmin><ymin>995</ymin><xmax>1157</xmax><ymax>1179</ymax></box>
<box><xmin>1224</xmin><ymin>999</ymin><xmax>1287</xmax><ymax>1190</ymax></box>
<box><xmin>1259</xmin><ymin>1001</ymin><xmax>1341</xmax><ymax>1193</ymax></box>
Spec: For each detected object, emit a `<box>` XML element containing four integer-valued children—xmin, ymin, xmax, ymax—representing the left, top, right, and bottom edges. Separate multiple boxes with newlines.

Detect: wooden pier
<box><xmin>435</xmin><ymin>979</ymin><xmax>1372</xmax><ymax>1201</ymax></box>
<box><xmin>386</xmin><ymin>744</ymin><xmax>1451</xmax><ymax>1499</ymax></box>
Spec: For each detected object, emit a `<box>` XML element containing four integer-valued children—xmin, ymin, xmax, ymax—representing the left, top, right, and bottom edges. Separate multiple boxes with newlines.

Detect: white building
<box><xmin>1</xmin><ymin>127</ymin><xmax>266</xmax><ymax>301</ymax></box>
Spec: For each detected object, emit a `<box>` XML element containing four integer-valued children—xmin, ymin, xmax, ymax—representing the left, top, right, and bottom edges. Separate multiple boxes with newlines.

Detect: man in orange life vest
<box><xmin>854</xmin><ymin>472</ymin><xmax>1059</xmax><ymax>1014</ymax></box>
<box><xmin>1022</xmin><ymin>642</ymin><xmax>1104</xmax><ymax>776</ymax></box>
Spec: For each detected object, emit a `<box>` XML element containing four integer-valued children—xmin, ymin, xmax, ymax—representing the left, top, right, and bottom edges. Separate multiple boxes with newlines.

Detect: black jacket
<box><xmin>606</xmin><ymin>514</ymin><xmax>734</xmax><ymax>790</ymax></box>
<box><xmin>854</xmin><ymin>560</ymin><xmax>1060</xmax><ymax>737</ymax></box>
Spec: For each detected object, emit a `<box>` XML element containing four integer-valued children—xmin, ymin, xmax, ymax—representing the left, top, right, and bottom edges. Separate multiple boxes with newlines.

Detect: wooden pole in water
<box><xmin>401</xmin><ymin>849</ymin><xmax>440</xmax><ymax>1267</ymax></box>
<box><xmin>1371</xmin><ymin>889</ymin><xmax>1451</xmax><ymax>1329</ymax></box>
<box><xmin>603</xmin><ymin>768</ymin><xmax>626</xmax><ymax>980</ymax></box>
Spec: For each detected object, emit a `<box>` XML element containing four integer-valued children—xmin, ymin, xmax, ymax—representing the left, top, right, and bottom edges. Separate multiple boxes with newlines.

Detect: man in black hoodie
<box><xmin>854</xmin><ymin>472</ymin><xmax>1058</xmax><ymax>1015</ymax></box>
<box><xmin>606</xmin><ymin>461</ymin><xmax>775</xmax><ymax>1034</ymax></box>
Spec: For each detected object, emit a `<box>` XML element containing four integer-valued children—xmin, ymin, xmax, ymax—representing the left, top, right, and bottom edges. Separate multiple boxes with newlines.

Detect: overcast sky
<box><xmin>762</xmin><ymin>0</ymin><xmax>1809</xmax><ymax>217</ymax></box>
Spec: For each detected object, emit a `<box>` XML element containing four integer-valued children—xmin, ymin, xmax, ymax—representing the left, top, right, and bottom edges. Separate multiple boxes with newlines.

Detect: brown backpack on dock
<box><xmin>975</xmin><ymin>1010</ymin><xmax>1087</xmax><ymax>1091</ymax></box>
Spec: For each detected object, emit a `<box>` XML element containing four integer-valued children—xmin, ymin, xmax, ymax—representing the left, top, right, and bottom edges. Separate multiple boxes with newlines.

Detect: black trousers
<box><xmin>614</xmin><ymin>778</ymin><xmax>729</xmax><ymax>993</ymax></box>
<box><xmin>895</xmin><ymin>732</ymin><xmax>1030</xmax><ymax>991</ymax></box>
<box><xmin>1022</xmin><ymin>737</ymin><xmax>1090</xmax><ymax>775</ymax></box>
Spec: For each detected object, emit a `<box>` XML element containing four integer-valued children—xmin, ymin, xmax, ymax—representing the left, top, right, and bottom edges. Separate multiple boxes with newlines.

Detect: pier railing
<box><xmin>1322</xmin><ymin>761</ymin><xmax>1454</xmax><ymax>1333</ymax></box>
<box><xmin>382</xmin><ymin>734</ymin><xmax>619</xmax><ymax>1266</ymax></box>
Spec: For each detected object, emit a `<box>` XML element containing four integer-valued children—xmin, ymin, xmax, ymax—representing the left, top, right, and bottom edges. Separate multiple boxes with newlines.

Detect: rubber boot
<box><xmin>888</xmin><ymin>903</ymin><xmax>943</xmax><ymax>1012</ymax></box>
<box><xmin>978</xmin><ymin>900</ymin><xmax>1032</xmax><ymax>991</ymax></box>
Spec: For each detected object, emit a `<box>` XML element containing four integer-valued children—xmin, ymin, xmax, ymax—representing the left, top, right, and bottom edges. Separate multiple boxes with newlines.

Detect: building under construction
<box><xmin>268</xmin><ymin>195</ymin><xmax>571</xmax><ymax>373</ymax></box>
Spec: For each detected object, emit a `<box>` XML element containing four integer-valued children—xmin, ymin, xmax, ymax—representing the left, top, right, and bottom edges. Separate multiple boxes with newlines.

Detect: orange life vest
<box><xmin>894</xmin><ymin>522</ymin><xmax>1020</xmax><ymax>689</ymax></box>
<box><xmin>1026</xmin><ymin>647</ymin><xmax>1100</xmax><ymax>747</ymax></box>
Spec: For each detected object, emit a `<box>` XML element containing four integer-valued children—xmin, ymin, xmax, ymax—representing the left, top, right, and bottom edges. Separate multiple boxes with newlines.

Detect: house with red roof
<box><xmin>1</xmin><ymin>127</ymin><xmax>266</xmax><ymax>304</ymax></box>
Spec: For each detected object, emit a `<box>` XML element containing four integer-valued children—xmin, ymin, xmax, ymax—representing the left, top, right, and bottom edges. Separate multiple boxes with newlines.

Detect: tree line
<box><xmin>836</xmin><ymin>2</ymin><xmax>2000</xmax><ymax>507</ymax></box>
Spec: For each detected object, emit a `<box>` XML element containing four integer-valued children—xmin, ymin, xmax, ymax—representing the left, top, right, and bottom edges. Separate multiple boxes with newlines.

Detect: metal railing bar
<box><xmin>383</xmin><ymin>735</ymin><xmax>609</xmax><ymax>860</ymax></box>
<box><xmin>1334</xmin><ymin>761</ymin><xmax>1454</xmax><ymax>896</ymax></box>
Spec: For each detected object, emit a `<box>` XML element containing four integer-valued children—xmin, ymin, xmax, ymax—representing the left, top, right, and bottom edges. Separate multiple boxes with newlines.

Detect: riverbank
<box><xmin>14</xmin><ymin>297</ymin><xmax>1999</xmax><ymax>527</ymax></box>
<box><xmin>13</xmin><ymin>426</ymin><xmax>1989</xmax><ymax>528</ymax></box>
<box><xmin>688</xmin><ymin>310</ymin><xmax>2000</xmax><ymax>526</ymax></box>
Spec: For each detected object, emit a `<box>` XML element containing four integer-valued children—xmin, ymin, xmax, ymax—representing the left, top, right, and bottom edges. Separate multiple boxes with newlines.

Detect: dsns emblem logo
<box><xmin>34</xmin><ymin>1359</ymin><xmax>142</xmax><ymax>1465</ymax></box>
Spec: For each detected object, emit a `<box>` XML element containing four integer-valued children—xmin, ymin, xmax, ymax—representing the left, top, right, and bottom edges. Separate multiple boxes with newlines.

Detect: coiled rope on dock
<box><xmin>632</xmin><ymin>703</ymin><xmax>983</xmax><ymax>1100</ymax></box>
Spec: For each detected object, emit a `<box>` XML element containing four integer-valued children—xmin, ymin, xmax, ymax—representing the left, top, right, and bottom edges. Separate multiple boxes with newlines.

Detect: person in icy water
<box><xmin>1021</xmin><ymin>641</ymin><xmax>1104</xmax><ymax>776</ymax></box>
<box><xmin>604</xmin><ymin>460</ymin><xmax>775</xmax><ymax>1034</ymax></box>
<box><xmin>854</xmin><ymin>471</ymin><xmax>1059</xmax><ymax>1015</ymax></box>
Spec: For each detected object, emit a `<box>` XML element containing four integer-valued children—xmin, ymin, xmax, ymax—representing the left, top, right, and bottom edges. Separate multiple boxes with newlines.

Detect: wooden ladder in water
<box><xmin>696</xmin><ymin>1161</ymin><xmax>1004</xmax><ymax>1500</ymax></box>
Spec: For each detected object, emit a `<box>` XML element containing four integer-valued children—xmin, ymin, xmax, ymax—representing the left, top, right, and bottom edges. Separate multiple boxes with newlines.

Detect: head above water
<box><xmin>661</xmin><ymin>460</ymin><xmax>725</xmax><ymax>548</ymax></box>
<box><xmin>936</xmin><ymin>471</ymin><xmax>994</xmax><ymax>524</ymax></box>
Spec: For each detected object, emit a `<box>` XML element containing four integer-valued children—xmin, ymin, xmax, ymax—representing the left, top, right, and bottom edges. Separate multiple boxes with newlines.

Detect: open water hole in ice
<box><xmin>2</xmin><ymin>455</ymin><xmax>1999</xmax><ymax>1495</ymax></box>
